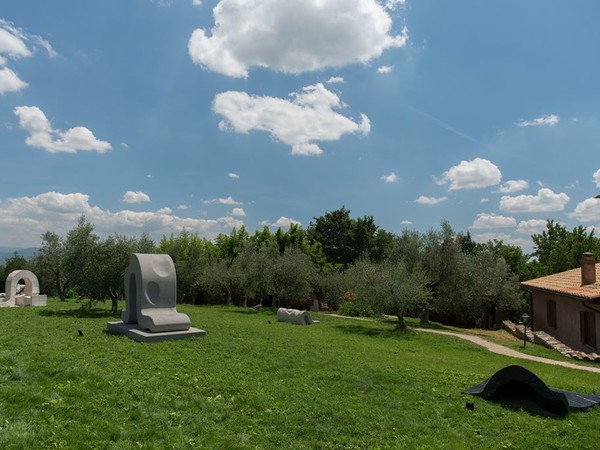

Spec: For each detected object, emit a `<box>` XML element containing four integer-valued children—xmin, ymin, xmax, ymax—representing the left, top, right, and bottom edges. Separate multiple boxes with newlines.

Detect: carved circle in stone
<box><xmin>146</xmin><ymin>281</ymin><xmax>161</xmax><ymax>305</ymax></box>
<box><xmin>152</xmin><ymin>257</ymin><xmax>172</xmax><ymax>278</ymax></box>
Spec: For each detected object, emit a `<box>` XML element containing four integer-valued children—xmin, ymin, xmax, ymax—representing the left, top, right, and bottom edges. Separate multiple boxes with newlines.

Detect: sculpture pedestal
<box><xmin>107</xmin><ymin>321</ymin><xmax>206</xmax><ymax>343</ymax></box>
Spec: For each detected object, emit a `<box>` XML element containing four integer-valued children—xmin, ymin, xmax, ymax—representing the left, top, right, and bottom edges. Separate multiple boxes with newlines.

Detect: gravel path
<box><xmin>418</xmin><ymin>328</ymin><xmax>600</xmax><ymax>374</ymax></box>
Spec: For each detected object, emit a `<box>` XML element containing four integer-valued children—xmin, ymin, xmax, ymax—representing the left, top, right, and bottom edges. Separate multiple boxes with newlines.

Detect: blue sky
<box><xmin>1</xmin><ymin>0</ymin><xmax>599</xmax><ymax>251</ymax></box>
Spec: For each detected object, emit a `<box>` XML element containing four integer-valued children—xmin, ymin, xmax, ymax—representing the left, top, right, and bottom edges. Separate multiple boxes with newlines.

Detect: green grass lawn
<box><xmin>1</xmin><ymin>300</ymin><xmax>600</xmax><ymax>449</ymax></box>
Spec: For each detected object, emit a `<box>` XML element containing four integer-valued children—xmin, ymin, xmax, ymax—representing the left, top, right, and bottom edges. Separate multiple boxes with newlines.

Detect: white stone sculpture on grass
<box><xmin>107</xmin><ymin>253</ymin><xmax>206</xmax><ymax>342</ymax></box>
<box><xmin>0</xmin><ymin>270</ymin><xmax>47</xmax><ymax>307</ymax></box>
<box><xmin>277</xmin><ymin>307</ymin><xmax>319</xmax><ymax>325</ymax></box>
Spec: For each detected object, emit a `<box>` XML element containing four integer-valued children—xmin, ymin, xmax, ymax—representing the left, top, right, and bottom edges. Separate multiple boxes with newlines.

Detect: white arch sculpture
<box><xmin>1</xmin><ymin>270</ymin><xmax>47</xmax><ymax>307</ymax></box>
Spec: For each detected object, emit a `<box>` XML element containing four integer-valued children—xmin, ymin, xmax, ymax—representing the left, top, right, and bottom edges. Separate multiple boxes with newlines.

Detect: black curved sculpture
<box><xmin>463</xmin><ymin>365</ymin><xmax>600</xmax><ymax>416</ymax></box>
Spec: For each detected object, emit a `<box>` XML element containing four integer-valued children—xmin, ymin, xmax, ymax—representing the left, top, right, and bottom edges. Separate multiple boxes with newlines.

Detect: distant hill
<box><xmin>0</xmin><ymin>247</ymin><xmax>39</xmax><ymax>264</ymax></box>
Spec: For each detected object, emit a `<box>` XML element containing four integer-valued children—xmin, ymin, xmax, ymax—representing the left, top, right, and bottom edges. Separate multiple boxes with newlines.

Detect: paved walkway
<box><xmin>418</xmin><ymin>328</ymin><xmax>600</xmax><ymax>374</ymax></box>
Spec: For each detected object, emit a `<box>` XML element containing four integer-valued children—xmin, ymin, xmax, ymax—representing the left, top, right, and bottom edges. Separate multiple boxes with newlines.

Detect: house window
<box><xmin>580</xmin><ymin>311</ymin><xmax>597</xmax><ymax>349</ymax></box>
<box><xmin>547</xmin><ymin>300</ymin><xmax>557</xmax><ymax>328</ymax></box>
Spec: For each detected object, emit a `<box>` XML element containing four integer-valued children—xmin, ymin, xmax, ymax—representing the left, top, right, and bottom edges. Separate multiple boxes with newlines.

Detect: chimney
<box><xmin>581</xmin><ymin>253</ymin><xmax>597</xmax><ymax>286</ymax></box>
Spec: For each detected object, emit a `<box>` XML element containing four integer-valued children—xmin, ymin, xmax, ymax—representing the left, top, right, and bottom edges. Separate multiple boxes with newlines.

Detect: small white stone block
<box><xmin>277</xmin><ymin>308</ymin><xmax>319</xmax><ymax>325</ymax></box>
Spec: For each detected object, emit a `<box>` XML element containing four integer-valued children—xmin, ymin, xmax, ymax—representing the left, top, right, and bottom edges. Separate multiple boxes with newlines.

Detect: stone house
<box><xmin>521</xmin><ymin>253</ymin><xmax>600</xmax><ymax>352</ymax></box>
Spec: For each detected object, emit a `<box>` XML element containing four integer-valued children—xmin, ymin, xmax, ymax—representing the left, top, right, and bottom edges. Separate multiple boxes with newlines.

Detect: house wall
<box><xmin>532</xmin><ymin>291</ymin><xmax>600</xmax><ymax>352</ymax></box>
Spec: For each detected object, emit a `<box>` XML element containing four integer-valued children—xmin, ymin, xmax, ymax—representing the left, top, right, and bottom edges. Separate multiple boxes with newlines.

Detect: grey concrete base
<box><xmin>107</xmin><ymin>321</ymin><xmax>206</xmax><ymax>343</ymax></box>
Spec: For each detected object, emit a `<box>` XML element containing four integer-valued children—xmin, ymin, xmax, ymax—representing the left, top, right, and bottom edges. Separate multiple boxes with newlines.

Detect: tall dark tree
<box><xmin>531</xmin><ymin>220</ymin><xmax>600</xmax><ymax>277</ymax></box>
<box><xmin>33</xmin><ymin>231</ymin><xmax>70</xmax><ymax>301</ymax></box>
<box><xmin>63</xmin><ymin>215</ymin><xmax>100</xmax><ymax>299</ymax></box>
<box><xmin>307</xmin><ymin>207</ymin><xmax>385</xmax><ymax>268</ymax></box>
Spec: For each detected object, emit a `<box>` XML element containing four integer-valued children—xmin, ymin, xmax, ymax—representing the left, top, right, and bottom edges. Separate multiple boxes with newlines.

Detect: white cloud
<box><xmin>0</xmin><ymin>67</ymin><xmax>27</xmax><ymax>93</ymax></box>
<box><xmin>188</xmin><ymin>0</ymin><xmax>408</xmax><ymax>78</ymax></box>
<box><xmin>14</xmin><ymin>106</ymin><xmax>112</xmax><ymax>153</ymax></box>
<box><xmin>415</xmin><ymin>196</ymin><xmax>448</xmax><ymax>205</ymax></box>
<box><xmin>438</xmin><ymin>158</ymin><xmax>502</xmax><ymax>191</ymax></box>
<box><xmin>569</xmin><ymin>198</ymin><xmax>600</xmax><ymax>222</ymax></box>
<box><xmin>470</xmin><ymin>213</ymin><xmax>516</xmax><ymax>229</ymax></box>
<box><xmin>471</xmin><ymin>232</ymin><xmax>531</xmax><ymax>249</ymax></box>
<box><xmin>120</xmin><ymin>142</ymin><xmax>129</xmax><ymax>149</ymax></box>
<box><xmin>269</xmin><ymin>216</ymin><xmax>301</xmax><ymax>229</ymax></box>
<box><xmin>500</xmin><ymin>188</ymin><xmax>570</xmax><ymax>212</ymax></box>
<box><xmin>231</xmin><ymin>207</ymin><xmax>246</xmax><ymax>217</ymax></box>
<box><xmin>0</xmin><ymin>20</ymin><xmax>55</xmax><ymax>94</ymax></box>
<box><xmin>480</xmin><ymin>198</ymin><xmax>489</xmax><ymax>203</ymax></box>
<box><xmin>177</xmin><ymin>204</ymin><xmax>189</xmax><ymax>210</ymax></box>
<box><xmin>0</xmin><ymin>18</ymin><xmax>55</xmax><ymax>67</ymax></box>
<box><xmin>204</xmin><ymin>196</ymin><xmax>243</xmax><ymax>206</ymax></box>
<box><xmin>0</xmin><ymin>23</ymin><xmax>31</xmax><ymax>58</ymax></box>
<box><xmin>516</xmin><ymin>114</ymin><xmax>560</xmax><ymax>128</ymax></box>
<box><xmin>228</xmin><ymin>172</ymin><xmax>240</xmax><ymax>179</ymax></box>
<box><xmin>192</xmin><ymin>0</ymin><xmax>202</xmax><ymax>5</ymax></box>
<box><xmin>123</xmin><ymin>191</ymin><xmax>151</xmax><ymax>204</ymax></box>
<box><xmin>401</xmin><ymin>220</ymin><xmax>412</xmax><ymax>225</ymax></box>
<box><xmin>593</xmin><ymin>169</ymin><xmax>600</xmax><ymax>189</ymax></box>
<box><xmin>0</xmin><ymin>191</ymin><xmax>243</xmax><ymax>247</ymax></box>
<box><xmin>516</xmin><ymin>219</ymin><xmax>548</xmax><ymax>235</ymax></box>
<box><xmin>213</xmin><ymin>83</ymin><xmax>370</xmax><ymax>156</ymax></box>
<box><xmin>381</xmin><ymin>172</ymin><xmax>399</xmax><ymax>183</ymax></box>
<box><xmin>498</xmin><ymin>180</ymin><xmax>529</xmax><ymax>194</ymax></box>
<box><xmin>327</xmin><ymin>76</ymin><xmax>344</xmax><ymax>84</ymax></box>
<box><xmin>384</xmin><ymin>0</ymin><xmax>407</xmax><ymax>9</ymax></box>
<box><xmin>377</xmin><ymin>65</ymin><xmax>393</xmax><ymax>73</ymax></box>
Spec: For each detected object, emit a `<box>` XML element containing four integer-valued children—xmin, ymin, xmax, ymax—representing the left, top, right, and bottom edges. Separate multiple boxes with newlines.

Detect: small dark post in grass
<box><xmin>522</xmin><ymin>313</ymin><xmax>529</xmax><ymax>348</ymax></box>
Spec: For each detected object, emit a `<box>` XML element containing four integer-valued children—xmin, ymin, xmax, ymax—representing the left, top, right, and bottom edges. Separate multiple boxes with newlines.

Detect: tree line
<box><xmin>1</xmin><ymin>209</ymin><xmax>599</xmax><ymax>329</ymax></box>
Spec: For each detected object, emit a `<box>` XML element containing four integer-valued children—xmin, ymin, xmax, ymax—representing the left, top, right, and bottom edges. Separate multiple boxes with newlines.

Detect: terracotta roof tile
<box><xmin>521</xmin><ymin>263</ymin><xmax>600</xmax><ymax>300</ymax></box>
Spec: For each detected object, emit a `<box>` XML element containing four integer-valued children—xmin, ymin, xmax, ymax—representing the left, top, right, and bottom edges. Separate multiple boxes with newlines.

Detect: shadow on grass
<box><xmin>333</xmin><ymin>322</ymin><xmax>404</xmax><ymax>338</ymax></box>
<box><xmin>38</xmin><ymin>308</ymin><xmax>121</xmax><ymax>319</ymax></box>
<box><xmin>219</xmin><ymin>308</ymin><xmax>262</xmax><ymax>315</ymax></box>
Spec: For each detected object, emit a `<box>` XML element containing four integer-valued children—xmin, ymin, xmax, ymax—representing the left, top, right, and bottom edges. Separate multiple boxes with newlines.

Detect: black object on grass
<box><xmin>463</xmin><ymin>365</ymin><xmax>600</xmax><ymax>417</ymax></box>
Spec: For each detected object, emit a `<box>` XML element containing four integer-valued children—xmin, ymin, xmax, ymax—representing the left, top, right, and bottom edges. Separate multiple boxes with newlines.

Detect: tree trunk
<box><xmin>396</xmin><ymin>313</ymin><xmax>407</xmax><ymax>331</ymax></box>
<box><xmin>419</xmin><ymin>307</ymin><xmax>430</xmax><ymax>327</ymax></box>
<box><xmin>109</xmin><ymin>290</ymin><xmax>119</xmax><ymax>314</ymax></box>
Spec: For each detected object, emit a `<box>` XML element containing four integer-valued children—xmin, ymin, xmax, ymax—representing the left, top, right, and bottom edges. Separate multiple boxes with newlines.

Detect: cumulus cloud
<box><xmin>516</xmin><ymin>219</ymin><xmax>548</xmax><ymax>235</ymax></box>
<box><xmin>516</xmin><ymin>114</ymin><xmax>560</xmax><ymax>128</ymax></box>
<box><xmin>0</xmin><ymin>191</ymin><xmax>243</xmax><ymax>247</ymax></box>
<box><xmin>0</xmin><ymin>22</ymin><xmax>32</xmax><ymax>58</ymax></box>
<box><xmin>415</xmin><ymin>196</ymin><xmax>448</xmax><ymax>205</ymax></box>
<box><xmin>438</xmin><ymin>158</ymin><xmax>502</xmax><ymax>191</ymax></box>
<box><xmin>265</xmin><ymin>216</ymin><xmax>301</xmax><ymax>229</ymax></box>
<box><xmin>228</xmin><ymin>172</ymin><xmax>240</xmax><ymax>179</ymax></box>
<box><xmin>204</xmin><ymin>196</ymin><xmax>243</xmax><ymax>205</ymax></box>
<box><xmin>0</xmin><ymin>67</ymin><xmax>27</xmax><ymax>93</ymax></box>
<box><xmin>188</xmin><ymin>0</ymin><xmax>408</xmax><ymax>78</ymax></box>
<box><xmin>401</xmin><ymin>220</ymin><xmax>412</xmax><ymax>225</ymax></box>
<box><xmin>470</xmin><ymin>213</ymin><xmax>516</xmax><ymax>229</ymax></box>
<box><xmin>213</xmin><ymin>83</ymin><xmax>370</xmax><ymax>156</ymax></box>
<box><xmin>381</xmin><ymin>172</ymin><xmax>399</xmax><ymax>183</ymax></box>
<box><xmin>377</xmin><ymin>65</ymin><xmax>393</xmax><ymax>73</ymax></box>
<box><xmin>593</xmin><ymin>169</ymin><xmax>600</xmax><ymax>188</ymax></box>
<box><xmin>569</xmin><ymin>198</ymin><xmax>600</xmax><ymax>222</ymax></box>
<box><xmin>500</xmin><ymin>188</ymin><xmax>570</xmax><ymax>212</ymax></box>
<box><xmin>327</xmin><ymin>76</ymin><xmax>344</xmax><ymax>84</ymax></box>
<box><xmin>498</xmin><ymin>180</ymin><xmax>529</xmax><ymax>194</ymax></box>
<box><xmin>0</xmin><ymin>19</ymin><xmax>56</xmax><ymax>94</ymax></box>
<box><xmin>123</xmin><ymin>191</ymin><xmax>151</xmax><ymax>204</ymax></box>
<box><xmin>0</xmin><ymin>19</ymin><xmax>56</xmax><ymax>58</ymax></box>
<box><xmin>231</xmin><ymin>207</ymin><xmax>246</xmax><ymax>217</ymax></box>
<box><xmin>471</xmin><ymin>232</ymin><xmax>531</xmax><ymax>249</ymax></box>
<box><xmin>177</xmin><ymin>204</ymin><xmax>189</xmax><ymax>210</ymax></box>
<box><xmin>14</xmin><ymin>106</ymin><xmax>112</xmax><ymax>153</ymax></box>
